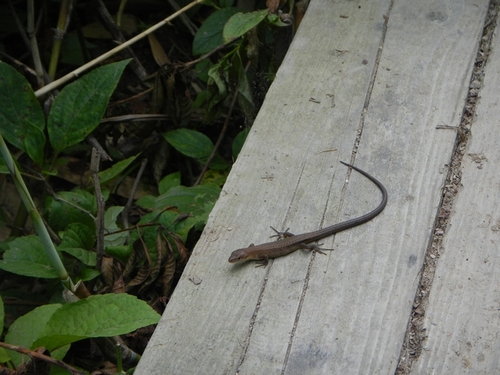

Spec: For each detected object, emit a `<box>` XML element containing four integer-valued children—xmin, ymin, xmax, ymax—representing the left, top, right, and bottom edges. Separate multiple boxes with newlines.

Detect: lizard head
<box><xmin>228</xmin><ymin>248</ymin><xmax>249</xmax><ymax>263</ymax></box>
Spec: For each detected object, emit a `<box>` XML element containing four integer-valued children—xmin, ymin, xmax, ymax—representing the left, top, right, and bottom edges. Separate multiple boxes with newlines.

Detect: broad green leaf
<box><xmin>58</xmin><ymin>221</ymin><xmax>97</xmax><ymax>266</ymax></box>
<box><xmin>47</xmin><ymin>59</ymin><xmax>130</xmax><ymax>153</ymax></box>
<box><xmin>207</xmin><ymin>63</ymin><xmax>226</xmax><ymax>97</ymax></box>
<box><xmin>200</xmin><ymin>168</ymin><xmax>229</xmax><ymax>187</ymax></box>
<box><xmin>46</xmin><ymin>190</ymin><xmax>96</xmax><ymax>232</ymax></box>
<box><xmin>99</xmin><ymin>154</ymin><xmax>139</xmax><ymax>185</ymax></box>
<box><xmin>163</xmin><ymin>129</ymin><xmax>213</xmax><ymax>159</ymax></box>
<box><xmin>104</xmin><ymin>245</ymin><xmax>131</xmax><ymax>263</ymax></box>
<box><xmin>223</xmin><ymin>9</ymin><xmax>268</xmax><ymax>43</ymax></box>
<box><xmin>232</xmin><ymin>127</ymin><xmax>250</xmax><ymax>159</ymax></box>
<box><xmin>235</xmin><ymin>52</ymin><xmax>254</xmax><ymax>119</ymax></box>
<box><xmin>80</xmin><ymin>267</ymin><xmax>101</xmax><ymax>281</ymax></box>
<box><xmin>0</xmin><ymin>236</ymin><xmax>57</xmax><ymax>278</ymax></box>
<box><xmin>0</xmin><ymin>155</ymin><xmax>8</xmax><ymax>174</ymax></box>
<box><xmin>159</xmin><ymin>171</ymin><xmax>181</xmax><ymax>194</ymax></box>
<box><xmin>0</xmin><ymin>61</ymin><xmax>46</xmax><ymax>165</ymax></box>
<box><xmin>135</xmin><ymin>194</ymin><xmax>155</xmax><ymax>209</ymax></box>
<box><xmin>60</xmin><ymin>247</ymin><xmax>96</xmax><ymax>266</ymax></box>
<box><xmin>0</xmin><ymin>348</ymin><xmax>9</xmax><ymax>364</ymax></box>
<box><xmin>163</xmin><ymin>129</ymin><xmax>230</xmax><ymax>169</ymax></box>
<box><xmin>195</xmin><ymin>59</ymin><xmax>212</xmax><ymax>83</ymax></box>
<box><xmin>59</xmin><ymin>222</ymin><xmax>95</xmax><ymax>250</ymax></box>
<box><xmin>155</xmin><ymin>185</ymin><xmax>220</xmax><ymax>221</ymax></box>
<box><xmin>193</xmin><ymin>7</ymin><xmax>240</xmax><ymax>55</ymax></box>
<box><xmin>34</xmin><ymin>294</ymin><xmax>160</xmax><ymax>351</ymax></box>
<box><xmin>206</xmin><ymin>155</ymin><xmax>230</xmax><ymax>169</ymax></box>
<box><xmin>5</xmin><ymin>304</ymin><xmax>69</xmax><ymax>366</ymax></box>
<box><xmin>104</xmin><ymin>206</ymin><xmax>127</xmax><ymax>247</ymax></box>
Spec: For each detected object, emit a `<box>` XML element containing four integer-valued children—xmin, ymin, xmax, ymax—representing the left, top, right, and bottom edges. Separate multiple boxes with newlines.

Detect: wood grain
<box><xmin>413</xmin><ymin>10</ymin><xmax>500</xmax><ymax>375</ymax></box>
<box><xmin>135</xmin><ymin>0</ymin><xmax>490</xmax><ymax>373</ymax></box>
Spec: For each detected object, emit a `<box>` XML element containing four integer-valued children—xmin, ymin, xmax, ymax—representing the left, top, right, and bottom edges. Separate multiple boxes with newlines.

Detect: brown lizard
<box><xmin>228</xmin><ymin>161</ymin><xmax>387</xmax><ymax>267</ymax></box>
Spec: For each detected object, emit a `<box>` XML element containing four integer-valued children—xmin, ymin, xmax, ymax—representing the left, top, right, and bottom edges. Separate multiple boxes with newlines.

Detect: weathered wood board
<box><xmin>412</xmin><ymin>11</ymin><xmax>500</xmax><ymax>375</ymax></box>
<box><xmin>135</xmin><ymin>0</ymin><xmax>490</xmax><ymax>373</ymax></box>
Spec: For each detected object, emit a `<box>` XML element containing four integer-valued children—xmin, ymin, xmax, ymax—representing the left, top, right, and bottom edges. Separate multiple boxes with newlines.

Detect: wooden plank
<box><xmin>135</xmin><ymin>0</ymin><xmax>489</xmax><ymax>374</ymax></box>
<box><xmin>281</xmin><ymin>1</ymin><xmax>489</xmax><ymax>374</ymax></box>
<box><xmin>412</xmin><ymin>12</ymin><xmax>500</xmax><ymax>375</ymax></box>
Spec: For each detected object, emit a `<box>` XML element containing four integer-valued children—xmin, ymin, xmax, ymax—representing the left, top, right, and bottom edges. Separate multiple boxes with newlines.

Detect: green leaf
<box><xmin>223</xmin><ymin>9</ymin><xmax>268</xmax><ymax>43</ymax></box>
<box><xmin>163</xmin><ymin>129</ymin><xmax>213</xmax><ymax>159</ymax></box>
<box><xmin>193</xmin><ymin>7</ymin><xmax>240</xmax><ymax>55</ymax></box>
<box><xmin>79</xmin><ymin>267</ymin><xmax>101</xmax><ymax>281</ymax></box>
<box><xmin>0</xmin><ymin>348</ymin><xmax>9</xmax><ymax>364</ymax></box>
<box><xmin>58</xmin><ymin>222</ymin><xmax>96</xmax><ymax>265</ymax></box>
<box><xmin>4</xmin><ymin>304</ymin><xmax>69</xmax><ymax>366</ymax></box>
<box><xmin>235</xmin><ymin>52</ymin><xmax>255</xmax><ymax>119</ymax></box>
<box><xmin>155</xmin><ymin>185</ymin><xmax>220</xmax><ymax>222</ymax></box>
<box><xmin>0</xmin><ymin>61</ymin><xmax>46</xmax><ymax>166</ymax></box>
<box><xmin>34</xmin><ymin>294</ymin><xmax>160</xmax><ymax>351</ymax></box>
<box><xmin>47</xmin><ymin>59</ymin><xmax>130</xmax><ymax>153</ymax></box>
<box><xmin>104</xmin><ymin>245</ymin><xmax>131</xmax><ymax>263</ymax></box>
<box><xmin>0</xmin><ymin>236</ymin><xmax>58</xmax><ymax>278</ymax></box>
<box><xmin>159</xmin><ymin>172</ymin><xmax>181</xmax><ymax>194</ymax></box>
<box><xmin>0</xmin><ymin>155</ymin><xmax>8</xmax><ymax>174</ymax></box>
<box><xmin>163</xmin><ymin>129</ymin><xmax>230</xmax><ymax>170</ymax></box>
<box><xmin>46</xmin><ymin>190</ymin><xmax>96</xmax><ymax>232</ymax></box>
<box><xmin>232</xmin><ymin>127</ymin><xmax>249</xmax><ymax>159</ymax></box>
<box><xmin>135</xmin><ymin>194</ymin><xmax>155</xmax><ymax>209</ymax></box>
<box><xmin>99</xmin><ymin>154</ymin><xmax>139</xmax><ymax>185</ymax></box>
<box><xmin>61</xmin><ymin>248</ymin><xmax>96</xmax><ymax>266</ymax></box>
<box><xmin>207</xmin><ymin>63</ymin><xmax>227</xmax><ymax>98</ymax></box>
<box><xmin>104</xmin><ymin>206</ymin><xmax>127</xmax><ymax>247</ymax></box>
<box><xmin>60</xmin><ymin>222</ymin><xmax>95</xmax><ymax>250</ymax></box>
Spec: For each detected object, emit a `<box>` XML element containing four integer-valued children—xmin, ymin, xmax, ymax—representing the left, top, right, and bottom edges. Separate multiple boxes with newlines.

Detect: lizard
<box><xmin>228</xmin><ymin>161</ymin><xmax>387</xmax><ymax>267</ymax></box>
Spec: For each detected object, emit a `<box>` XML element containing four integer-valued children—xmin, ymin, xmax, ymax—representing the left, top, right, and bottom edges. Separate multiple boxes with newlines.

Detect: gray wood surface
<box><xmin>135</xmin><ymin>0</ymin><xmax>491</xmax><ymax>373</ymax></box>
<box><xmin>412</xmin><ymin>11</ymin><xmax>500</xmax><ymax>375</ymax></box>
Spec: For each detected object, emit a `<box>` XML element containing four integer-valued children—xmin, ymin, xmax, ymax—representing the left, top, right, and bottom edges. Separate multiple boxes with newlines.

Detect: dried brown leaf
<box><xmin>100</xmin><ymin>256</ymin><xmax>115</xmax><ymax>288</ymax></box>
<box><xmin>156</xmin><ymin>247</ymin><xmax>176</xmax><ymax>296</ymax></box>
<box><xmin>166</xmin><ymin>73</ymin><xmax>192</xmax><ymax>127</ymax></box>
<box><xmin>147</xmin><ymin>32</ymin><xmax>171</xmax><ymax>67</ymax></box>
<box><xmin>125</xmin><ymin>239</ymin><xmax>152</xmax><ymax>290</ymax></box>
<box><xmin>266</xmin><ymin>0</ymin><xmax>279</xmax><ymax>13</ymax></box>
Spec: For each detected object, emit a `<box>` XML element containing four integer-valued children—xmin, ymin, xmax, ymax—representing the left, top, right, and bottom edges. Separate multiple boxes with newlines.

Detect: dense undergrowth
<box><xmin>0</xmin><ymin>0</ymin><xmax>303</xmax><ymax>373</ymax></box>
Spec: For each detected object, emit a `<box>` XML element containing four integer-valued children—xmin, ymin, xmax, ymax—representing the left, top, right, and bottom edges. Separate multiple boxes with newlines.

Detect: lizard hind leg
<box><xmin>270</xmin><ymin>226</ymin><xmax>295</xmax><ymax>240</ymax></box>
<box><xmin>300</xmin><ymin>242</ymin><xmax>334</xmax><ymax>256</ymax></box>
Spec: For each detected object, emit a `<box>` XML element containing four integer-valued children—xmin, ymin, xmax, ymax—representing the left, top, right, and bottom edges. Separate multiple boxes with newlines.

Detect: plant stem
<box><xmin>48</xmin><ymin>0</ymin><xmax>74</xmax><ymax>80</ymax></box>
<box><xmin>34</xmin><ymin>0</ymin><xmax>204</xmax><ymax>98</ymax></box>
<box><xmin>0</xmin><ymin>135</ymin><xmax>74</xmax><ymax>292</ymax></box>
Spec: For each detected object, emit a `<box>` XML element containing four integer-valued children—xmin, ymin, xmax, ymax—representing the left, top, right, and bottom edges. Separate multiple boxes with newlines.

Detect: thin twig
<box><xmin>27</xmin><ymin>0</ymin><xmax>45</xmax><ymax>87</ymax></box>
<box><xmin>8</xmin><ymin>0</ymin><xmax>30</xmax><ymax>49</ymax></box>
<box><xmin>95</xmin><ymin>0</ymin><xmax>147</xmax><ymax>80</ymax></box>
<box><xmin>87</xmin><ymin>134</ymin><xmax>112</xmax><ymax>161</ymax></box>
<box><xmin>122</xmin><ymin>158</ymin><xmax>148</xmax><ymax>230</ymax></box>
<box><xmin>40</xmin><ymin>174</ymin><xmax>96</xmax><ymax>220</ymax></box>
<box><xmin>0</xmin><ymin>52</ymin><xmax>37</xmax><ymax>76</ymax></box>
<box><xmin>194</xmin><ymin>61</ymin><xmax>252</xmax><ymax>186</ymax></box>
<box><xmin>166</xmin><ymin>0</ymin><xmax>198</xmax><ymax>36</ymax></box>
<box><xmin>34</xmin><ymin>0</ymin><xmax>203</xmax><ymax>97</ymax></box>
<box><xmin>182</xmin><ymin>40</ymin><xmax>235</xmax><ymax>70</ymax></box>
<box><xmin>101</xmin><ymin>113</ymin><xmax>169</xmax><ymax>123</ymax></box>
<box><xmin>91</xmin><ymin>148</ymin><xmax>105</xmax><ymax>271</ymax></box>
<box><xmin>0</xmin><ymin>342</ymin><xmax>85</xmax><ymax>375</ymax></box>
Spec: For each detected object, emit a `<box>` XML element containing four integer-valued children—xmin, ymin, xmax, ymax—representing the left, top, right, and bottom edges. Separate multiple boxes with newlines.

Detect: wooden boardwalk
<box><xmin>135</xmin><ymin>0</ymin><xmax>499</xmax><ymax>373</ymax></box>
